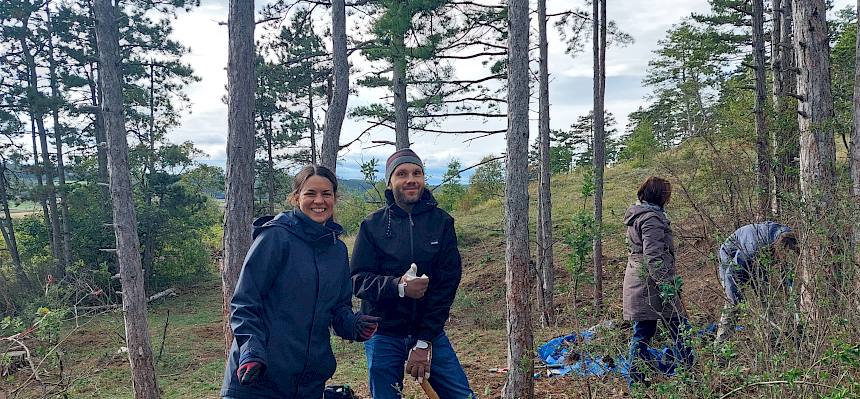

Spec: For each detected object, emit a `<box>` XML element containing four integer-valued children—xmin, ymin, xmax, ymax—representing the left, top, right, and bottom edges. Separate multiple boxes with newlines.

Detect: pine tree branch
<box><xmin>412</xmin><ymin>112</ymin><xmax>506</xmax><ymax>118</ymax></box>
<box><xmin>431</xmin><ymin>154</ymin><xmax>505</xmax><ymax>191</ymax></box>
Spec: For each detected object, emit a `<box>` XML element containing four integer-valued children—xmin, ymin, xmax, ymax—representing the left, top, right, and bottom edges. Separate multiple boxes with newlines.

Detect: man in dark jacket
<box><xmin>351</xmin><ymin>149</ymin><xmax>476</xmax><ymax>399</ymax></box>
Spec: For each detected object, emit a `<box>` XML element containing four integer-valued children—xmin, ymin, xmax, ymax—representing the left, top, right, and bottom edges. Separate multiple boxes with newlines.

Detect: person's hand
<box><xmin>236</xmin><ymin>361</ymin><xmax>264</xmax><ymax>385</ymax></box>
<box><xmin>405</xmin><ymin>343</ymin><xmax>432</xmax><ymax>383</ymax></box>
<box><xmin>355</xmin><ymin>315</ymin><xmax>381</xmax><ymax>341</ymax></box>
<box><xmin>400</xmin><ymin>274</ymin><xmax>429</xmax><ymax>299</ymax></box>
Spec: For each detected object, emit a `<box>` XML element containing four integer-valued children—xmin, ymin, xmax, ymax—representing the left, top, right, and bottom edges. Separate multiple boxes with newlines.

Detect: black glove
<box><xmin>236</xmin><ymin>361</ymin><xmax>265</xmax><ymax>385</ymax></box>
<box><xmin>355</xmin><ymin>315</ymin><xmax>381</xmax><ymax>341</ymax></box>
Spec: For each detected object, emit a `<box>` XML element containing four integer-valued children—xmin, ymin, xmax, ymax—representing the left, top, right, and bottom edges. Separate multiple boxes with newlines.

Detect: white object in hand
<box><xmin>405</xmin><ymin>263</ymin><xmax>428</xmax><ymax>281</ymax></box>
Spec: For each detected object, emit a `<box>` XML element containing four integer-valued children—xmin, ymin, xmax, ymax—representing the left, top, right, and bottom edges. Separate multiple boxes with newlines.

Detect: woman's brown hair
<box><xmin>289</xmin><ymin>165</ymin><xmax>338</xmax><ymax>205</ymax></box>
<box><xmin>637</xmin><ymin>176</ymin><xmax>672</xmax><ymax>208</ymax></box>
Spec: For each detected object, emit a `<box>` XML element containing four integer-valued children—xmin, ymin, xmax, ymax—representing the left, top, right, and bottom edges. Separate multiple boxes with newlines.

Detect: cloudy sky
<box><xmin>167</xmin><ymin>0</ymin><xmax>854</xmax><ymax>182</ymax></box>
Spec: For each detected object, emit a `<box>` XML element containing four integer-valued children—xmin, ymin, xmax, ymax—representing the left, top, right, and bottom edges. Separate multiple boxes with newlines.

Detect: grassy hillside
<box><xmin>2</xmin><ymin>140</ymin><xmax>858</xmax><ymax>398</ymax></box>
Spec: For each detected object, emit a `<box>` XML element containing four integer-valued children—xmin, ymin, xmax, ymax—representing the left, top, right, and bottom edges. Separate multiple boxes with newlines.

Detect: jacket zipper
<box><xmin>296</xmin><ymin>248</ymin><xmax>320</xmax><ymax>396</ymax></box>
<box><xmin>408</xmin><ymin>214</ymin><xmax>417</xmax><ymax>334</ymax></box>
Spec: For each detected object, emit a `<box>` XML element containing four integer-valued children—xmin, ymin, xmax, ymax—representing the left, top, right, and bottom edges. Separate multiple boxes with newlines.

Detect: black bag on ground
<box><xmin>323</xmin><ymin>384</ymin><xmax>356</xmax><ymax>399</ymax></box>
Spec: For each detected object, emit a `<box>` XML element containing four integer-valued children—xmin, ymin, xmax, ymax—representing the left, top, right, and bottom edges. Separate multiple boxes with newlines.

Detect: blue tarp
<box><xmin>535</xmin><ymin>323</ymin><xmax>735</xmax><ymax>379</ymax></box>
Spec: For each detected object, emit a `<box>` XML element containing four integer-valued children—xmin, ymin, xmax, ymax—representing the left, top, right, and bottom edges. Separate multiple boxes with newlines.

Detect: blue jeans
<box><xmin>628</xmin><ymin>318</ymin><xmax>693</xmax><ymax>385</ymax></box>
<box><xmin>365</xmin><ymin>332</ymin><xmax>476</xmax><ymax>399</ymax></box>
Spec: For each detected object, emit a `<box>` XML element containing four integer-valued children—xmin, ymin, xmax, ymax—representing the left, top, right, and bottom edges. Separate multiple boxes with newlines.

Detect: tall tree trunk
<box><xmin>320</xmin><ymin>0</ymin><xmax>347</xmax><ymax>173</ymax></box>
<box><xmin>93</xmin><ymin>1</ymin><xmax>160</xmax><ymax>397</ymax></box>
<box><xmin>792</xmin><ymin>0</ymin><xmax>838</xmax><ymax>315</ymax></box>
<box><xmin>0</xmin><ymin>160</ymin><xmax>24</xmax><ymax>285</ymax></box>
<box><xmin>774</xmin><ymin>0</ymin><xmax>799</xmax><ymax>214</ymax></box>
<box><xmin>392</xmin><ymin>0</ymin><xmax>409</xmax><ymax>150</ymax></box>
<box><xmin>46</xmin><ymin>2</ymin><xmax>73</xmax><ymax>271</ymax></box>
<box><xmin>535</xmin><ymin>0</ymin><xmax>555</xmax><ymax>327</ymax></box>
<box><xmin>19</xmin><ymin>26</ymin><xmax>63</xmax><ymax>275</ymax></box>
<box><xmin>265</xmin><ymin>117</ymin><xmax>276</xmax><ymax>215</ymax></box>
<box><xmin>30</xmin><ymin>116</ymin><xmax>51</xmax><ymax>247</ymax></box>
<box><xmin>503</xmin><ymin>0</ymin><xmax>533</xmax><ymax>398</ymax></box>
<box><xmin>752</xmin><ymin>0</ymin><xmax>771</xmax><ymax>221</ymax></box>
<box><xmin>142</xmin><ymin>62</ymin><xmax>157</xmax><ymax>293</ymax></box>
<box><xmin>308</xmin><ymin>80</ymin><xmax>317</xmax><ymax>164</ymax></box>
<box><xmin>88</xmin><ymin>71</ymin><xmax>111</xmax><ymax>196</ymax></box>
<box><xmin>222</xmin><ymin>0</ymin><xmax>257</xmax><ymax>356</ymax></box>
<box><xmin>771</xmin><ymin>0</ymin><xmax>784</xmax><ymax>214</ymax></box>
<box><xmin>850</xmin><ymin>0</ymin><xmax>860</xmax><ymax>308</ymax></box>
<box><xmin>592</xmin><ymin>0</ymin><xmax>606</xmax><ymax>309</ymax></box>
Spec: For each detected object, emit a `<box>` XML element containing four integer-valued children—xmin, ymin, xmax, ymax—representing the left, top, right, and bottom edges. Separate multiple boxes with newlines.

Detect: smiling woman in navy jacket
<box><xmin>221</xmin><ymin>165</ymin><xmax>379</xmax><ymax>399</ymax></box>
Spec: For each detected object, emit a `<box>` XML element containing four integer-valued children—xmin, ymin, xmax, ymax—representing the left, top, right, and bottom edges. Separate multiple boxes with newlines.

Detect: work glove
<box><xmin>355</xmin><ymin>315</ymin><xmax>381</xmax><ymax>341</ymax></box>
<box><xmin>405</xmin><ymin>342</ymin><xmax>432</xmax><ymax>383</ymax></box>
<box><xmin>400</xmin><ymin>263</ymin><xmax>429</xmax><ymax>299</ymax></box>
<box><xmin>236</xmin><ymin>361</ymin><xmax>265</xmax><ymax>385</ymax></box>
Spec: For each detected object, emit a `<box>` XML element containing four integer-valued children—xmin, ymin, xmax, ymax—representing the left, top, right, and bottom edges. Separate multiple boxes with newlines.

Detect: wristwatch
<box><xmin>415</xmin><ymin>340</ymin><xmax>430</xmax><ymax>349</ymax></box>
<box><xmin>398</xmin><ymin>279</ymin><xmax>407</xmax><ymax>298</ymax></box>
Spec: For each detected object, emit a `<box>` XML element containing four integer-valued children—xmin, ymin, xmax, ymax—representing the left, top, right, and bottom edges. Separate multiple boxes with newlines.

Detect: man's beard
<box><xmin>393</xmin><ymin>186</ymin><xmax>422</xmax><ymax>205</ymax></box>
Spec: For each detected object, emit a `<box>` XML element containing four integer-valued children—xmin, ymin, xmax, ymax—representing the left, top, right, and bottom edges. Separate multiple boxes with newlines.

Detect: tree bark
<box><xmin>93</xmin><ymin>1</ymin><xmax>160</xmax><ymax>397</ymax></box>
<box><xmin>503</xmin><ymin>0</ymin><xmax>533</xmax><ymax>398</ymax></box>
<box><xmin>0</xmin><ymin>159</ymin><xmax>24</xmax><ymax>285</ymax></box>
<box><xmin>222</xmin><ymin>0</ymin><xmax>257</xmax><ymax>356</ymax></box>
<box><xmin>308</xmin><ymin>79</ymin><xmax>317</xmax><ymax>164</ymax></box>
<box><xmin>850</xmin><ymin>0</ymin><xmax>860</xmax><ymax>307</ymax></box>
<box><xmin>535</xmin><ymin>0</ymin><xmax>555</xmax><ymax>327</ymax></box>
<box><xmin>393</xmin><ymin>0</ymin><xmax>409</xmax><ymax>150</ymax></box>
<box><xmin>792</xmin><ymin>0</ymin><xmax>838</xmax><ymax>315</ymax></box>
<box><xmin>592</xmin><ymin>0</ymin><xmax>606</xmax><ymax>310</ymax></box>
<box><xmin>320</xmin><ymin>0</ymin><xmax>348</xmax><ymax>173</ymax></box>
<box><xmin>774</xmin><ymin>0</ymin><xmax>799</xmax><ymax>215</ymax></box>
<box><xmin>752</xmin><ymin>0</ymin><xmax>771</xmax><ymax>221</ymax></box>
<box><xmin>265</xmin><ymin>117</ymin><xmax>276</xmax><ymax>215</ymax></box>
<box><xmin>29</xmin><ymin>116</ymin><xmax>52</xmax><ymax>251</ymax></box>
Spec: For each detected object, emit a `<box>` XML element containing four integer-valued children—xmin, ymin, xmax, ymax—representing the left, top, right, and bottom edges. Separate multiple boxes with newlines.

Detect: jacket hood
<box><xmin>384</xmin><ymin>188</ymin><xmax>438</xmax><ymax>216</ymax></box>
<box><xmin>623</xmin><ymin>203</ymin><xmax>665</xmax><ymax>226</ymax></box>
<box><xmin>252</xmin><ymin>209</ymin><xmax>343</xmax><ymax>246</ymax></box>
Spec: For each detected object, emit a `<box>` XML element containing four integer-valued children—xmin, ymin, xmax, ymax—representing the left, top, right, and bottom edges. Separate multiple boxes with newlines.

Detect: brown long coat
<box><xmin>622</xmin><ymin>204</ymin><xmax>685</xmax><ymax>321</ymax></box>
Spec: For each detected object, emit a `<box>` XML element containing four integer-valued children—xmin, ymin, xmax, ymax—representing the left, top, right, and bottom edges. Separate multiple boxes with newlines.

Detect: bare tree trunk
<box><xmin>46</xmin><ymin>4</ymin><xmax>73</xmax><ymax>269</ymax></box>
<box><xmin>850</xmin><ymin>0</ymin><xmax>860</xmax><ymax>307</ymax></box>
<box><xmin>536</xmin><ymin>0</ymin><xmax>555</xmax><ymax>327</ymax></box>
<box><xmin>19</xmin><ymin>26</ymin><xmax>63</xmax><ymax>275</ymax></box>
<box><xmin>29</xmin><ymin>116</ymin><xmax>51</xmax><ymax>248</ymax></box>
<box><xmin>93</xmin><ymin>1</ymin><xmax>160</xmax><ymax>397</ymax></box>
<box><xmin>88</xmin><ymin>72</ymin><xmax>111</xmax><ymax>196</ymax></box>
<box><xmin>308</xmin><ymin>80</ymin><xmax>317</xmax><ymax>164</ymax></box>
<box><xmin>0</xmin><ymin>159</ymin><xmax>24</xmax><ymax>284</ymax></box>
<box><xmin>753</xmin><ymin>0</ymin><xmax>771</xmax><ymax>221</ymax></box>
<box><xmin>320</xmin><ymin>0</ymin><xmax>347</xmax><ymax>173</ymax></box>
<box><xmin>265</xmin><ymin>117</ymin><xmax>276</xmax><ymax>215</ymax></box>
<box><xmin>774</xmin><ymin>0</ymin><xmax>799</xmax><ymax>214</ymax></box>
<box><xmin>592</xmin><ymin>0</ymin><xmax>606</xmax><ymax>309</ymax></box>
<box><xmin>222</xmin><ymin>0</ymin><xmax>257</xmax><ymax>356</ymax></box>
<box><xmin>771</xmin><ymin>0</ymin><xmax>784</xmax><ymax>214</ymax></box>
<box><xmin>792</xmin><ymin>0</ymin><xmax>838</xmax><ymax>315</ymax></box>
<box><xmin>503</xmin><ymin>0</ymin><xmax>533</xmax><ymax>397</ymax></box>
<box><xmin>393</xmin><ymin>1</ymin><xmax>409</xmax><ymax>150</ymax></box>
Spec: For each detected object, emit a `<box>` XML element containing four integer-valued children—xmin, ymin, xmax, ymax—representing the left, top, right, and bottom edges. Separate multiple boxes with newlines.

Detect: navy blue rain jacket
<box><xmin>350</xmin><ymin>189</ymin><xmax>462</xmax><ymax>341</ymax></box>
<box><xmin>221</xmin><ymin>210</ymin><xmax>360</xmax><ymax>399</ymax></box>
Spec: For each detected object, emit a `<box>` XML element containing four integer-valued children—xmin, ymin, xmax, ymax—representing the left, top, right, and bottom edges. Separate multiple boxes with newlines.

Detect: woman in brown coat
<box><xmin>622</xmin><ymin>176</ymin><xmax>693</xmax><ymax>385</ymax></box>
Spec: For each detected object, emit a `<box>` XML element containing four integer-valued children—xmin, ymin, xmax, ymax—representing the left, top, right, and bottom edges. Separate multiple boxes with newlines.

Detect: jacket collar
<box><xmin>255</xmin><ymin>209</ymin><xmax>343</xmax><ymax>247</ymax></box>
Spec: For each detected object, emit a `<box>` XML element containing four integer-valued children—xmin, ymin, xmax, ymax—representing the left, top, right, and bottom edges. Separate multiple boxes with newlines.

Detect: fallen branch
<box><xmin>156</xmin><ymin>309</ymin><xmax>170</xmax><ymax>365</ymax></box>
<box><xmin>719</xmin><ymin>380</ymin><xmax>835</xmax><ymax>399</ymax></box>
<box><xmin>75</xmin><ymin>288</ymin><xmax>177</xmax><ymax>312</ymax></box>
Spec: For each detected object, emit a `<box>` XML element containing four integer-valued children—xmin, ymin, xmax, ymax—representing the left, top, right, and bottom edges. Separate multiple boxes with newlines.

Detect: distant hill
<box><xmin>339</xmin><ymin>178</ymin><xmax>376</xmax><ymax>194</ymax></box>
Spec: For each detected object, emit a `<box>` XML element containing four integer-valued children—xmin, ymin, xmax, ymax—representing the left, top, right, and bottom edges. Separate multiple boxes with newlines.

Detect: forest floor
<box><xmin>5</xmin><ymin>150</ymin><xmax>853</xmax><ymax>398</ymax></box>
